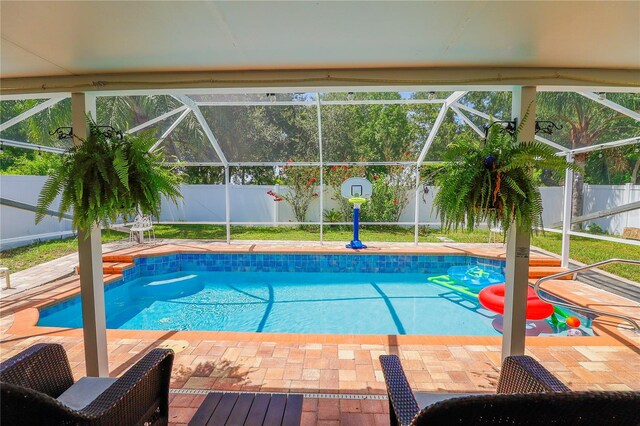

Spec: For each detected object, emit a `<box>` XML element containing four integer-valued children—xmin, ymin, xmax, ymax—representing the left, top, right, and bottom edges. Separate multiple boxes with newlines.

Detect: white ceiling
<box><xmin>1</xmin><ymin>1</ymin><xmax>639</xmax><ymax>79</ymax></box>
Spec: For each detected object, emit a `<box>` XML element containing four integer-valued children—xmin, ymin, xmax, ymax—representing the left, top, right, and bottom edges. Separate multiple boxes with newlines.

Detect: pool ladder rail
<box><xmin>532</xmin><ymin>258</ymin><xmax>640</xmax><ymax>333</ymax></box>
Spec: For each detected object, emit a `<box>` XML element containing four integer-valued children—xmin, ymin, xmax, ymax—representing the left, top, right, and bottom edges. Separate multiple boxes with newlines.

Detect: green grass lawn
<box><xmin>151</xmin><ymin>224</ymin><xmax>493</xmax><ymax>243</ymax></box>
<box><xmin>1</xmin><ymin>224</ymin><xmax>638</xmax><ymax>282</ymax></box>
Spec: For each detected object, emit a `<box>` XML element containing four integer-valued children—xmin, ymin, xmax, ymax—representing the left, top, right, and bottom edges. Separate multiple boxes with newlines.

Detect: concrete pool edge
<box><xmin>6</xmin><ymin>243</ymin><xmax>638</xmax><ymax>348</ymax></box>
<box><xmin>6</xmin><ymin>305</ymin><xmax>632</xmax><ymax>347</ymax></box>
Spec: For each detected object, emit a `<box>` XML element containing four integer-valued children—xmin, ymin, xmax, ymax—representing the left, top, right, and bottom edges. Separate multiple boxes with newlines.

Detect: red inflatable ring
<box><xmin>479</xmin><ymin>284</ymin><xmax>554</xmax><ymax>321</ymax></box>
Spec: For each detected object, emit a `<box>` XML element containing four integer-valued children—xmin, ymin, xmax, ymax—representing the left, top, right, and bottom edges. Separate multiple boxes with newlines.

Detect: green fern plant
<box><xmin>431</xmin><ymin>113</ymin><xmax>581</xmax><ymax>234</ymax></box>
<box><xmin>36</xmin><ymin>118</ymin><xmax>182</xmax><ymax>232</ymax></box>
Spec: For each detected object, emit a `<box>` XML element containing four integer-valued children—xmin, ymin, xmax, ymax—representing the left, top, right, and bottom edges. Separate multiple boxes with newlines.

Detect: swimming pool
<box><xmin>37</xmin><ymin>253</ymin><xmax>593</xmax><ymax>336</ymax></box>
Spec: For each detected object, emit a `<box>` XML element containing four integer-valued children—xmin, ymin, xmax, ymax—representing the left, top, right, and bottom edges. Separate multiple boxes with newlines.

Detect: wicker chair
<box><xmin>1</xmin><ymin>343</ymin><xmax>174</xmax><ymax>426</ymax></box>
<box><xmin>380</xmin><ymin>354</ymin><xmax>640</xmax><ymax>426</ymax></box>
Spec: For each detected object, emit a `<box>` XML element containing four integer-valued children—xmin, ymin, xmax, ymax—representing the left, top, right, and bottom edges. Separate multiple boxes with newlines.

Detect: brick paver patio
<box><xmin>1</xmin><ymin>242</ymin><xmax>638</xmax><ymax>425</ymax></box>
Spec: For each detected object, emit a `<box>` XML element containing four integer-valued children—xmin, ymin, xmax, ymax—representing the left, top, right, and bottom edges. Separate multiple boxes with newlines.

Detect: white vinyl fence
<box><xmin>1</xmin><ymin>174</ymin><xmax>638</xmax><ymax>250</ymax></box>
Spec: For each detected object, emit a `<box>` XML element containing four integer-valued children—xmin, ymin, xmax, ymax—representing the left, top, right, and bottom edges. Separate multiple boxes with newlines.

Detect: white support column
<box><xmin>317</xmin><ymin>95</ymin><xmax>324</xmax><ymax>245</ymax></box>
<box><xmin>561</xmin><ymin>154</ymin><xmax>574</xmax><ymax>268</ymax></box>
<box><xmin>413</xmin><ymin>166</ymin><xmax>421</xmax><ymax>245</ymax></box>
<box><xmin>72</xmin><ymin>92</ymin><xmax>108</xmax><ymax>377</ymax></box>
<box><xmin>225</xmin><ymin>166</ymin><xmax>231</xmax><ymax>244</ymax></box>
<box><xmin>501</xmin><ymin>86</ymin><xmax>536</xmax><ymax>360</ymax></box>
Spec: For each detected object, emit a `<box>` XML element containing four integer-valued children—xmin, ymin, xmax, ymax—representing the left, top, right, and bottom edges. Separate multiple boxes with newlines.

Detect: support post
<box><xmin>414</xmin><ymin>166</ymin><xmax>421</xmax><ymax>245</ymax></box>
<box><xmin>501</xmin><ymin>226</ymin><xmax>531</xmax><ymax>359</ymax></box>
<box><xmin>225</xmin><ymin>166</ymin><xmax>231</xmax><ymax>244</ymax></box>
<box><xmin>72</xmin><ymin>92</ymin><xmax>108</xmax><ymax>377</ymax></box>
<box><xmin>561</xmin><ymin>154</ymin><xmax>574</xmax><ymax>268</ymax></box>
<box><xmin>317</xmin><ymin>94</ymin><xmax>324</xmax><ymax>245</ymax></box>
<box><xmin>501</xmin><ymin>86</ymin><xmax>536</xmax><ymax>360</ymax></box>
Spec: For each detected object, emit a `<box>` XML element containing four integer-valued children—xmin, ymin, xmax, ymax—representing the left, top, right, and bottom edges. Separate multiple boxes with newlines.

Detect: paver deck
<box><xmin>1</xmin><ymin>241</ymin><xmax>638</xmax><ymax>425</ymax></box>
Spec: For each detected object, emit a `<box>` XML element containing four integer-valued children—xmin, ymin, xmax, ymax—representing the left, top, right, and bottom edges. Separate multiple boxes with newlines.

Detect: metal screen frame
<box><xmin>1</xmin><ymin>88</ymin><xmax>638</xmax><ymax>248</ymax></box>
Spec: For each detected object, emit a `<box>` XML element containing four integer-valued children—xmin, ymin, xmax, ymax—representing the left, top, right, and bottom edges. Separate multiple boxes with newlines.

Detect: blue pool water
<box><xmin>37</xmin><ymin>253</ymin><xmax>593</xmax><ymax>336</ymax></box>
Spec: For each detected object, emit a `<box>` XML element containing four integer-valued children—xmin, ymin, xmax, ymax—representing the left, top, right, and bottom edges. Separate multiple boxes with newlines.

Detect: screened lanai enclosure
<box><xmin>1</xmin><ymin>88</ymin><xmax>639</xmax><ymax>259</ymax></box>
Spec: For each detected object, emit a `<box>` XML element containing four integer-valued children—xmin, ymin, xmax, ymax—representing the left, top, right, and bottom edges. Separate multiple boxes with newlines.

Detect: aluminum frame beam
<box><xmin>126</xmin><ymin>105</ymin><xmax>188</xmax><ymax>134</ymax></box>
<box><xmin>415</xmin><ymin>91</ymin><xmax>468</xmax><ymax>165</ymax></box>
<box><xmin>551</xmin><ymin>200</ymin><xmax>640</xmax><ymax>229</ymax></box>
<box><xmin>577</xmin><ymin>92</ymin><xmax>640</xmax><ymax>121</ymax></box>
<box><xmin>561</xmin><ymin>154</ymin><xmax>574</xmax><ymax>268</ymax></box>
<box><xmin>175</xmin><ymin>161</ymin><xmax>423</xmax><ymax>167</ymax></box>
<box><xmin>195</xmin><ymin>99</ymin><xmax>446</xmax><ymax>107</ymax></box>
<box><xmin>0</xmin><ymin>95</ymin><xmax>68</xmax><ymax>132</ymax></box>
<box><xmin>316</xmin><ymin>94</ymin><xmax>324</xmax><ymax>244</ymax></box>
<box><xmin>453</xmin><ymin>101</ymin><xmax>569</xmax><ymax>152</ymax></box>
<box><xmin>0</xmin><ymin>196</ymin><xmax>73</xmax><ymax>221</ymax></box>
<box><xmin>149</xmin><ymin>108</ymin><xmax>191</xmax><ymax>151</ymax></box>
<box><xmin>536</xmin><ymin>135</ymin><xmax>569</xmax><ymax>152</ymax></box>
<box><xmin>0</xmin><ymin>138</ymin><xmax>67</xmax><ymax>154</ymax></box>
<box><xmin>175</xmin><ymin>95</ymin><xmax>228</xmax><ymax>166</ymax></box>
<box><xmin>3</xmin><ymin>67</ymin><xmax>639</xmax><ymax>95</ymax></box>
<box><xmin>0</xmin><ymin>92</ymin><xmax>70</xmax><ymax>101</ymax></box>
<box><xmin>568</xmin><ymin>136</ymin><xmax>640</xmax><ymax>155</ymax></box>
<box><xmin>197</xmin><ymin>100</ymin><xmax>315</xmax><ymax>107</ymax></box>
<box><xmin>450</xmin><ymin>105</ymin><xmax>485</xmax><ymax>137</ymax></box>
<box><xmin>416</xmin><ymin>104</ymin><xmax>448</xmax><ymax>165</ymax></box>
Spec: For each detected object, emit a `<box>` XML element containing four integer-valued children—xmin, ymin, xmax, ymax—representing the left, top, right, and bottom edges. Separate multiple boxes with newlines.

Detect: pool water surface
<box><xmin>38</xmin><ymin>270</ymin><xmax>593</xmax><ymax>336</ymax></box>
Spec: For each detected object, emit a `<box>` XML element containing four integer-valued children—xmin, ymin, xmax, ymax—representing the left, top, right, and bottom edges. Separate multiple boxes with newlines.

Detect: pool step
<box><xmin>529</xmin><ymin>257</ymin><xmax>561</xmax><ymax>267</ymax></box>
<box><xmin>102</xmin><ymin>261</ymin><xmax>134</xmax><ymax>274</ymax></box>
<box><xmin>528</xmin><ymin>266</ymin><xmax>573</xmax><ymax>280</ymax></box>
<box><xmin>102</xmin><ymin>254</ymin><xmax>135</xmax><ymax>263</ymax></box>
<box><xmin>76</xmin><ymin>260</ymin><xmax>134</xmax><ymax>276</ymax></box>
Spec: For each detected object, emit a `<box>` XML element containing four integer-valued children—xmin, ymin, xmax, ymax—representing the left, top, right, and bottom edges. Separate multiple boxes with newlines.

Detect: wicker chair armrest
<box><xmin>0</xmin><ymin>343</ymin><xmax>74</xmax><ymax>397</ymax></box>
<box><xmin>497</xmin><ymin>355</ymin><xmax>570</xmax><ymax>394</ymax></box>
<box><xmin>79</xmin><ymin>348</ymin><xmax>174</xmax><ymax>424</ymax></box>
<box><xmin>410</xmin><ymin>391</ymin><xmax>640</xmax><ymax>426</ymax></box>
<box><xmin>380</xmin><ymin>355</ymin><xmax>420</xmax><ymax>426</ymax></box>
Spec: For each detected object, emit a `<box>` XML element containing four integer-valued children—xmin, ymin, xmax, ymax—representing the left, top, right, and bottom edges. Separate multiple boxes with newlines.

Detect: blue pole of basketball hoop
<box><xmin>346</xmin><ymin>197</ymin><xmax>367</xmax><ymax>249</ymax></box>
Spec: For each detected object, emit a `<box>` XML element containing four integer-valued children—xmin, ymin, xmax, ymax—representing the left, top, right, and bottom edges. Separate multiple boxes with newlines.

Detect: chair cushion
<box><xmin>414</xmin><ymin>392</ymin><xmax>488</xmax><ymax>409</ymax></box>
<box><xmin>57</xmin><ymin>377</ymin><xmax>118</xmax><ymax>410</ymax></box>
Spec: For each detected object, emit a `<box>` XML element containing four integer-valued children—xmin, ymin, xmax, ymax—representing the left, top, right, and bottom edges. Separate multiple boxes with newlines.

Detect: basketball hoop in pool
<box><xmin>341</xmin><ymin>177</ymin><xmax>373</xmax><ymax>249</ymax></box>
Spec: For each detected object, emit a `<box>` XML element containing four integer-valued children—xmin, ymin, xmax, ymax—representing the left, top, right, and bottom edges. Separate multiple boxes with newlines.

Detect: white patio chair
<box><xmin>0</xmin><ymin>267</ymin><xmax>10</xmax><ymax>289</ymax></box>
<box><xmin>129</xmin><ymin>214</ymin><xmax>155</xmax><ymax>243</ymax></box>
<box><xmin>488</xmin><ymin>225</ymin><xmax>504</xmax><ymax>243</ymax></box>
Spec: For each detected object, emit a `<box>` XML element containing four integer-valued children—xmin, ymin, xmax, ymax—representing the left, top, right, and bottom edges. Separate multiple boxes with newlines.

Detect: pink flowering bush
<box><xmin>267</xmin><ymin>160</ymin><xmax>319</xmax><ymax>224</ymax></box>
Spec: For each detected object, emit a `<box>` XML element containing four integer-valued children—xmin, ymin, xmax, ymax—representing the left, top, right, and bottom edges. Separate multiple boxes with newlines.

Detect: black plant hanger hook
<box><xmin>483</xmin><ymin>119</ymin><xmax>518</xmax><ymax>140</ymax></box>
<box><xmin>50</xmin><ymin>125</ymin><xmax>125</xmax><ymax>141</ymax></box>
<box><xmin>535</xmin><ymin>121</ymin><xmax>563</xmax><ymax>135</ymax></box>
<box><xmin>49</xmin><ymin>127</ymin><xmax>74</xmax><ymax>140</ymax></box>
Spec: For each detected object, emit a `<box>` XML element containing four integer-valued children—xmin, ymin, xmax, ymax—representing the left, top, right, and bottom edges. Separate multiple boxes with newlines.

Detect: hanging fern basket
<box><xmin>431</xmin><ymin>116</ymin><xmax>580</xmax><ymax>235</ymax></box>
<box><xmin>36</xmin><ymin>118</ymin><xmax>182</xmax><ymax>233</ymax></box>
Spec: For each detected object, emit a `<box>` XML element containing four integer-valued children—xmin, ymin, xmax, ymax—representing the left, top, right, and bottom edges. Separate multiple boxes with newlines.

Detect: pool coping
<box><xmin>6</xmin><ymin>243</ymin><xmax>639</xmax><ymax>348</ymax></box>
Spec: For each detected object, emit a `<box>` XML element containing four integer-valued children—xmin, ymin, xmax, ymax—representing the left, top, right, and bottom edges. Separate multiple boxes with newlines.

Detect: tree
<box><xmin>0</xmin><ymin>151</ymin><xmax>62</xmax><ymax>176</ymax></box>
<box><xmin>537</xmin><ymin>93</ymin><xmax>640</xmax><ymax>229</ymax></box>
